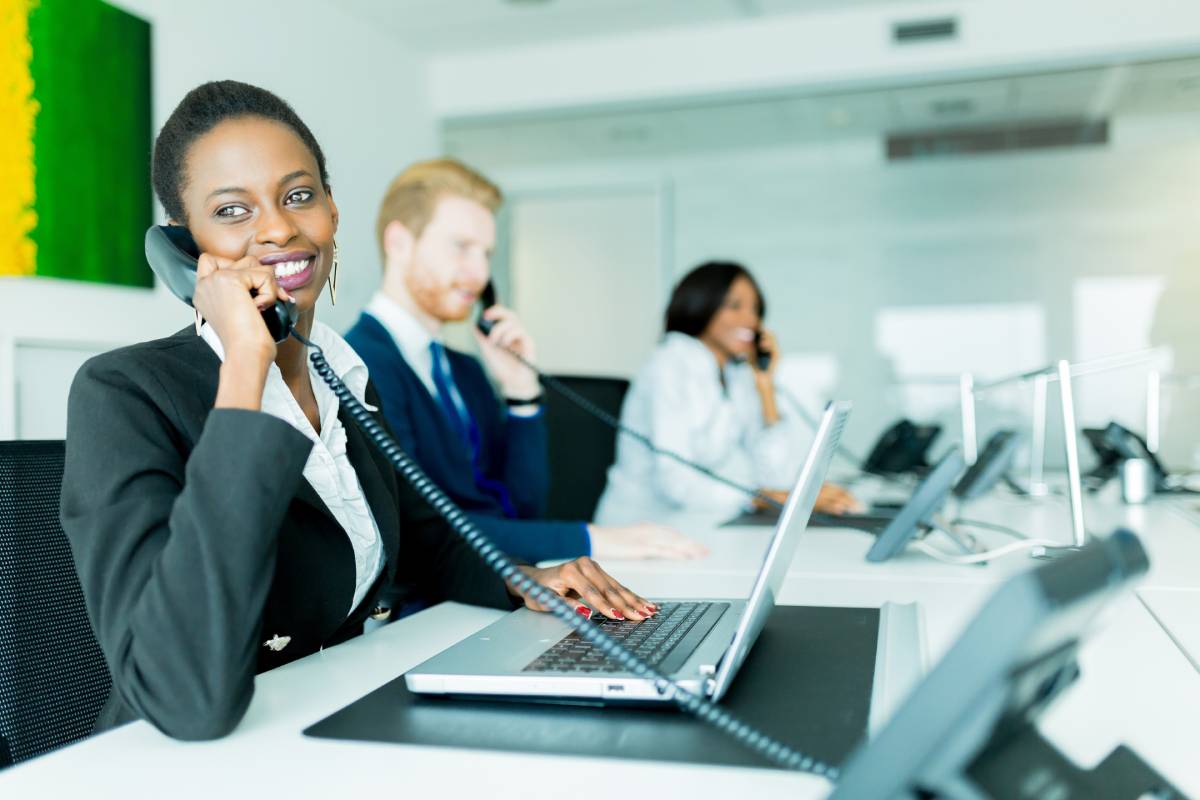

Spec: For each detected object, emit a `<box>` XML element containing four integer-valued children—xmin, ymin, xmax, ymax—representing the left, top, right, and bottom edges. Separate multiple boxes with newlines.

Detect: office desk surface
<box><xmin>4</xmin><ymin>491</ymin><xmax>1199</xmax><ymax>798</ymax></box>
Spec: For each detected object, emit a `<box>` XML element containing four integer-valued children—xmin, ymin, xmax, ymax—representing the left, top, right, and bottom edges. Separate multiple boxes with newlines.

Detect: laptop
<box><xmin>404</xmin><ymin>401</ymin><xmax>852</xmax><ymax>704</ymax></box>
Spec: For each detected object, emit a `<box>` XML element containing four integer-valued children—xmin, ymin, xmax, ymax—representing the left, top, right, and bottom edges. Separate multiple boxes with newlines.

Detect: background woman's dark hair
<box><xmin>664</xmin><ymin>261</ymin><xmax>766</xmax><ymax>337</ymax></box>
<box><xmin>151</xmin><ymin>80</ymin><xmax>330</xmax><ymax>223</ymax></box>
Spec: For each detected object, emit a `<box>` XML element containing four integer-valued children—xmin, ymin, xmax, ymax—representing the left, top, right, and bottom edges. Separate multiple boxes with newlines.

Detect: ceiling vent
<box><xmin>893</xmin><ymin>17</ymin><xmax>957</xmax><ymax>44</ymax></box>
<box><xmin>886</xmin><ymin>119</ymin><xmax>1109</xmax><ymax>161</ymax></box>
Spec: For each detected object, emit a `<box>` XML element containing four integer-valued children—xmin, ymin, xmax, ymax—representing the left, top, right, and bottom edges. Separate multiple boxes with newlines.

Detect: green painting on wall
<box><xmin>2</xmin><ymin>0</ymin><xmax>152</xmax><ymax>286</ymax></box>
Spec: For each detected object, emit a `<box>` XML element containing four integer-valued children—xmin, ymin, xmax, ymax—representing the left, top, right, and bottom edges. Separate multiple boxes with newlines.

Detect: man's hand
<box><xmin>474</xmin><ymin>305</ymin><xmax>541</xmax><ymax>401</ymax></box>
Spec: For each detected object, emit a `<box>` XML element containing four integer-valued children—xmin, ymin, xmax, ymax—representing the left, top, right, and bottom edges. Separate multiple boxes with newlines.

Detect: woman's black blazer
<box><xmin>60</xmin><ymin>328</ymin><xmax>513</xmax><ymax>740</ymax></box>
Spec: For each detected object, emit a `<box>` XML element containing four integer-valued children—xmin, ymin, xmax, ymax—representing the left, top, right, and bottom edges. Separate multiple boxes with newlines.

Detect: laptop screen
<box><xmin>709</xmin><ymin>401</ymin><xmax>852</xmax><ymax>701</ymax></box>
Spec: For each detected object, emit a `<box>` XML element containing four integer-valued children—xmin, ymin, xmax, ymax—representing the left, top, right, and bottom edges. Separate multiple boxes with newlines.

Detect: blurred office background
<box><xmin>2</xmin><ymin>0</ymin><xmax>1198</xmax><ymax>472</ymax></box>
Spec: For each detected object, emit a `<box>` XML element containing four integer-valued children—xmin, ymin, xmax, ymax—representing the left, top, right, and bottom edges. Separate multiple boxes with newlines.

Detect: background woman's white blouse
<box><xmin>595</xmin><ymin>332</ymin><xmax>811</xmax><ymax>524</ymax></box>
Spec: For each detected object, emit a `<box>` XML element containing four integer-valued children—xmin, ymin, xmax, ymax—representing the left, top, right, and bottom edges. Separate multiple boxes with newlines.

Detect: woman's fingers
<box><xmin>519</xmin><ymin>559</ymin><xmax>656</xmax><ymax>622</ymax></box>
<box><xmin>573</xmin><ymin>557</ymin><xmax>653</xmax><ymax>620</ymax></box>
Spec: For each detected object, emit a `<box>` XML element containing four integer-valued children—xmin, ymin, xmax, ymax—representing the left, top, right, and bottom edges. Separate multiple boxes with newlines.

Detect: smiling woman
<box><xmin>595</xmin><ymin>260</ymin><xmax>861</xmax><ymax>524</ymax></box>
<box><xmin>58</xmin><ymin>80</ymin><xmax>652</xmax><ymax>742</ymax></box>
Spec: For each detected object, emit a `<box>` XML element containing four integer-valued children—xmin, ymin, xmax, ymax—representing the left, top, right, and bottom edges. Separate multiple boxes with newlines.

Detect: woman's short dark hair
<box><xmin>151</xmin><ymin>80</ymin><xmax>330</xmax><ymax>223</ymax></box>
<box><xmin>664</xmin><ymin>261</ymin><xmax>766</xmax><ymax>337</ymax></box>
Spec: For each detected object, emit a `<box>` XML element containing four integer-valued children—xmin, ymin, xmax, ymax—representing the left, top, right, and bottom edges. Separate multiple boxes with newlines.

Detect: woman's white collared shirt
<box><xmin>200</xmin><ymin>320</ymin><xmax>385</xmax><ymax>617</ymax></box>
<box><xmin>594</xmin><ymin>332</ymin><xmax>810</xmax><ymax>524</ymax></box>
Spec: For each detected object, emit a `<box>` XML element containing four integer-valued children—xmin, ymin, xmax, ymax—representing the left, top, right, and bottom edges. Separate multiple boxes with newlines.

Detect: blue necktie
<box><xmin>429</xmin><ymin>341</ymin><xmax>473</xmax><ymax>452</ymax></box>
<box><xmin>429</xmin><ymin>341</ymin><xmax>518</xmax><ymax>518</ymax></box>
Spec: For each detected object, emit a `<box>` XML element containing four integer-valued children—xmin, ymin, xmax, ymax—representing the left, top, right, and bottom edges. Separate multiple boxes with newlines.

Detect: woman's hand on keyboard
<box><xmin>514</xmin><ymin>558</ymin><xmax>657</xmax><ymax>622</ymax></box>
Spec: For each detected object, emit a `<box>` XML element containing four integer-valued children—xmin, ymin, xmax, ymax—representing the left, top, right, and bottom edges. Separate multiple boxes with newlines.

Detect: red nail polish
<box><xmin>575</xmin><ymin>605</ymin><xmax>592</xmax><ymax>619</ymax></box>
<box><xmin>643</xmin><ymin>606</ymin><xmax>655</xmax><ymax>616</ymax></box>
<box><xmin>610</xmin><ymin>608</ymin><xmax>625</xmax><ymax>620</ymax></box>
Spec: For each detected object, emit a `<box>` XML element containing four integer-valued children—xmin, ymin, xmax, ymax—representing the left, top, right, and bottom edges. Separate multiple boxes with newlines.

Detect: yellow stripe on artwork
<box><xmin>0</xmin><ymin>0</ymin><xmax>37</xmax><ymax>277</ymax></box>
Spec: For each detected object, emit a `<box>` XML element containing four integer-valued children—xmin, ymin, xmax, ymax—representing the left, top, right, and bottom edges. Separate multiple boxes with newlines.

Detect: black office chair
<box><xmin>542</xmin><ymin>375</ymin><xmax>631</xmax><ymax>521</ymax></box>
<box><xmin>0</xmin><ymin>440</ymin><xmax>111</xmax><ymax>769</ymax></box>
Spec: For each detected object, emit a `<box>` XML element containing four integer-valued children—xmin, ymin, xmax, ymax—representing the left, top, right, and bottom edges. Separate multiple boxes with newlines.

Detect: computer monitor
<box><xmin>831</xmin><ymin>529</ymin><xmax>1184</xmax><ymax>800</ymax></box>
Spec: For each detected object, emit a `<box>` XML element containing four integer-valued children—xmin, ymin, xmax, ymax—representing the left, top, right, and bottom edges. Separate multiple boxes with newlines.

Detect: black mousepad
<box><xmin>304</xmin><ymin>605</ymin><xmax>879</xmax><ymax>771</ymax></box>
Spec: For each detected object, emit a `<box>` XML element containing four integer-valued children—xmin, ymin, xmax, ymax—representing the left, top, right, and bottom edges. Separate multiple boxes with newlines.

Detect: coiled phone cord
<box><xmin>295</xmin><ymin>330</ymin><xmax>837</xmax><ymax>778</ymax></box>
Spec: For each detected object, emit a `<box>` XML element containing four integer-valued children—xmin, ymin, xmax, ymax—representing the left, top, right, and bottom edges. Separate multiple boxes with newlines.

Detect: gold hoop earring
<box><xmin>327</xmin><ymin>241</ymin><xmax>339</xmax><ymax>306</ymax></box>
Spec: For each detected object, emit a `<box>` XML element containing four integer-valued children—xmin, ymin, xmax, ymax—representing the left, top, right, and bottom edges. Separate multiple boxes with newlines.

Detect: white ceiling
<box><xmin>442</xmin><ymin>58</ymin><xmax>1200</xmax><ymax>165</ymax></box>
<box><xmin>335</xmin><ymin>0</ymin><xmax>957</xmax><ymax>54</ymax></box>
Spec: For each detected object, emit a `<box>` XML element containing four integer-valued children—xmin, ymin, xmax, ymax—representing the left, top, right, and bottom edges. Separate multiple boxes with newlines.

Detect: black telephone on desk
<box><xmin>861</xmin><ymin>418</ymin><xmax>942</xmax><ymax>476</ymax></box>
<box><xmin>144</xmin><ymin>225</ymin><xmax>299</xmax><ymax>344</ymax></box>
<box><xmin>1083</xmin><ymin>422</ymin><xmax>1171</xmax><ymax>491</ymax></box>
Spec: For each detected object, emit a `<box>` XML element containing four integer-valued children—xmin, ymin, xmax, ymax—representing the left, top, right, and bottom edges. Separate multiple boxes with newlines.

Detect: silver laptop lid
<box><xmin>708</xmin><ymin>401</ymin><xmax>852</xmax><ymax>701</ymax></box>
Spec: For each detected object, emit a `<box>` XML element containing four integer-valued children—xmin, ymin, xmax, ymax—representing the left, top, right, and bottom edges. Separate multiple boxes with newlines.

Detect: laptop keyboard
<box><xmin>523</xmin><ymin>601</ymin><xmax>728</xmax><ymax>675</ymax></box>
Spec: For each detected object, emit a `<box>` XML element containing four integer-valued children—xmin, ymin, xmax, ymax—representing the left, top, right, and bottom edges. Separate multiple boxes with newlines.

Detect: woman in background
<box><xmin>596</xmin><ymin>261</ymin><xmax>859</xmax><ymax>524</ymax></box>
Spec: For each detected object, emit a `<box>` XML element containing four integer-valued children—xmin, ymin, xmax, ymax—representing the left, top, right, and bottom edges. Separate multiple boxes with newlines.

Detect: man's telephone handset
<box><xmin>142</xmin><ymin>228</ymin><xmax>822</xmax><ymax>774</ymax></box>
<box><xmin>144</xmin><ymin>225</ymin><xmax>299</xmax><ymax>344</ymax></box>
<box><xmin>476</xmin><ymin>281</ymin><xmax>498</xmax><ymax>336</ymax></box>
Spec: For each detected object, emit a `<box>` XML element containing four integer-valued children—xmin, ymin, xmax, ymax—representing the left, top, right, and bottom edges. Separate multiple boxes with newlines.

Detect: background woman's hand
<box><xmin>513</xmin><ymin>557</ymin><xmax>657</xmax><ymax>621</ymax></box>
<box><xmin>752</xmin><ymin>482</ymin><xmax>863</xmax><ymax>515</ymax></box>
<box><xmin>814</xmin><ymin>482</ymin><xmax>863</xmax><ymax>515</ymax></box>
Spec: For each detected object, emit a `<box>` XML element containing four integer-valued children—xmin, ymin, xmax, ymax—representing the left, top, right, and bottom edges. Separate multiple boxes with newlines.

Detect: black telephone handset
<box><xmin>476</xmin><ymin>281</ymin><xmax>498</xmax><ymax>336</ymax></box>
<box><xmin>753</xmin><ymin>330</ymin><xmax>771</xmax><ymax>372</ymax></box>
<box><xmin>144</xmin><ymin>225</ymin><xmax>298</xmax><ymax>344</ymax></box>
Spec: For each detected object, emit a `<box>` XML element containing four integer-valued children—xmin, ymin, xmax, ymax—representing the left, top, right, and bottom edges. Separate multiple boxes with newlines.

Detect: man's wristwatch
<box><xmin>505</xmin><ymin>393</ymin><xmax>544</xmax><ymax>407</ymax></box>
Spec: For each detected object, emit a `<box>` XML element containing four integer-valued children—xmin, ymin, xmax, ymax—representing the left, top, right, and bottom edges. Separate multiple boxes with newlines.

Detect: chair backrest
<box><xmin>0</xmin><ymin>440</ymin><xmax>111</xmax><ymax>768</ymax></box>
<box><xmin>542</xmin><ymin>376</ymin><xmax>631</xmax><ymax>521</ymax></box>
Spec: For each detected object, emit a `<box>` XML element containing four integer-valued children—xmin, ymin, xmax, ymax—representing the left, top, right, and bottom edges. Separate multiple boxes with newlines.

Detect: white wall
<box><xmin>480</xmin><ymin>112</ymin><xmax>1200</xmax><ymax>468</ymax></box>
<box><xmin>508</xmin><ymin>185</ymin><xmax>667</xmax><ymax>378</ymax></box>
<box><xmin>430</xmin><ymin>0</ymin><xmax>1200</xmax><ymax>119</ymax></box>
<box><xmin>0</xmin><ymin>0</ymin><xmax>436</xmax><ymax>438</ymax></box>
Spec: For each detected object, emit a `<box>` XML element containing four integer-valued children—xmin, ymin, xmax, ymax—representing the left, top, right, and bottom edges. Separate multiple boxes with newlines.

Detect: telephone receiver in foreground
<box><xmin>144</xmin><ymin>224</ymin><xmax>298</xmax><ymax>344</ymax></box>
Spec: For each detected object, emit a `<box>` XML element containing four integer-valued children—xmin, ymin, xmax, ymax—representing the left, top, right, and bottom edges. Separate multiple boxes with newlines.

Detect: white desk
<box><xmin>4</xmin><ymin>491</ymin><xmax>1199</xmax><ymax>798</ymax></box>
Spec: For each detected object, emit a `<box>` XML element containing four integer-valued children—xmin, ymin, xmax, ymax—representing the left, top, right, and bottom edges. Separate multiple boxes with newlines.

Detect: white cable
<box><xmin>911</xmin><ymin>537</ymin><xmax>1073</xmax><ymax>565</ymax></box>
<box><xmin>950</xmin><ymin>517</ymin><xmax>1030</xmax><ymax>541</ymax></box>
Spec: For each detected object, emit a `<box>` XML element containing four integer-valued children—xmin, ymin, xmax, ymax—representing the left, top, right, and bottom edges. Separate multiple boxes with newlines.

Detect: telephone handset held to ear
<box><xmin>144</xmin><ymin>225</ymin><xmax>299</xmax><ymax>344</ymax></box>
<box><xmin>476</xmin><ymin>281</ymin><xmax>498</xmax><ymax>336</ymax></box>
<box><xmin>753</xmin><ymin>330</ymin><xmax>771</xmax><ymax>372</ymax></box>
